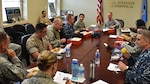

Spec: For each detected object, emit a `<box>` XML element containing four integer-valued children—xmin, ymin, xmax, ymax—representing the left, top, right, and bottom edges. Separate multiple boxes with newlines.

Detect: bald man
<box><xmin>47</xmin><ymin>18</ymin><xmax>66</xmax><ymax>48</ymax></box>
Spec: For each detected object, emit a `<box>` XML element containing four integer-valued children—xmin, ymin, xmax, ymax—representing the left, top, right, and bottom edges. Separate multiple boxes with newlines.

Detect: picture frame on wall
<box><xmin>48</xmin><ymin>2</ymin><xmax>56</xmax><ymax>17</ymax></box>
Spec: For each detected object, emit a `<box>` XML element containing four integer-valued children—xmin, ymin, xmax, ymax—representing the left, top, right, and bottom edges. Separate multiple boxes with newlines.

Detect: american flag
<box><xmin>96</xmin><ymin>0</ymin><xmax>104</xmax><ymax>28</ymax></box>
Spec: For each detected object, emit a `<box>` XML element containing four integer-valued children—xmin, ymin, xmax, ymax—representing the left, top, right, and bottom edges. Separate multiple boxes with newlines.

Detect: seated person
<box><xmin>0</xmin><ymin>28</ymin><xmax>22</xmax><ymax>57</ymax></box>
<box><xmin>21</xmin><ymin>50</ymin><xmax>73</xmax><ymax>84</ymax></box>
<box><xmin>118</xmin><ymin>26</ymin><xmax>147</xmax><ymax>66</ymax></box>
<box><xmin>47</xmin><ymin>18</ymin><xmax>66</xmax><ymax>48</ymax></box>
<box><xmin>62</xmin><ymin>14</ymin><xmax>80</xmax><ymax>39</ymax></box>
<box><xmin>136</xmin><ymin>19</ymin><xmax>146</xmax><ymax>28</ymax></box>
<box><xmin>26</xmin><ymin>23</ymin><xmax>52</xmax><ymax>64</ymax></box>
<box><xmin>74</xmin><ymin>13</ymin><xmax>86</xmax><ymax>31</ymax></box>
<box><xmin>104</xmin><ymin>12</ymin><xmax>120</xmax><ymax>29</ymax></box>
<box><xmin>39</xmin><ymin>10</ymin><xmax>52</xmax><ymax>25</ymax></box>
<box><xmin>118</xmin><ymin>30</ymin><xmax>150</xmax><ymax>84</ymax></box>
<box><xmin>0</xmin><ymin>32</ymin><xmax>25</xmax><ymax>84</ymax></box>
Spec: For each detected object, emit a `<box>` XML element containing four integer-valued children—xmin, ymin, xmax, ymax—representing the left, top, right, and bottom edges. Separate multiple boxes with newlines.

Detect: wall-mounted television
<box><xmin>61</xmin><ymin>10</ymin><xmax>74</xmax><ymax>16</ymax></box>
<box><xmin>61</xmin><ymin>10</ymin><xmax>74</xmax><ymax>21</ymax></box>
<box><xmin>5</xmin><ymin>7</ymin><xmax>21</xmax><ymax>23</ymax></box>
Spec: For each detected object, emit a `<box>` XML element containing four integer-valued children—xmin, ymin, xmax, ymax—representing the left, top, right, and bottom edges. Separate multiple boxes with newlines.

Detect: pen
<box><xmin>114</xmin><ymin>71</ymin><xmax>119</xmax><ymax>74</ymax></box>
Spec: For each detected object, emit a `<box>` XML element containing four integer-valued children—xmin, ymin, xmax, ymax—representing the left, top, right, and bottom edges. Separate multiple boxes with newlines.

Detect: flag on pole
<box><xmin>141</xmin><ymin>0</ymin><xmax>147</xmax><ymax>23</ymax></box>
<box><xmin>96</xmin><ymin>0</ymin><xmax>104</xmax><ymax>28</ymax></box>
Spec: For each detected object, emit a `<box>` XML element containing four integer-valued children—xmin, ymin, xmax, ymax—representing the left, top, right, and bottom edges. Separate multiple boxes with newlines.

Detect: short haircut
<box><xmin>35</xmin><ymin>23</ymin><xmax>47</xmax><ymax>32</ymax></box>
<box><xmin>53</xmin><ymin>18</ymin><xmax>62</xmax><ymax>24</ymax></box>
<box><xmin>108</xmin><ymin>12</ymin><xmax>113</xmax><ymax>15</ymax></box>
<box><xmin>137</xmin><ymin>26</ymin><xmax>147</xmax><ymax>30</ymax></box>
<box><xmin>79</xmin><ymin>13</ymin><xmax>85</xmax><ymax>17</ymax></box>
<box><xmin>37</xmin><ymin>50</ymin><xmax>57</xmax><ymax>71</ymax></box>
<box><xmin>136</xmin><ymin>19</ymin><xmax>145</xmax><ymax>28</ymax></box>
<box><xmin>137</xmin><ymin>30</ymin><xmax>150</xmax><ymax>42</ymax></box>
<box><xmin>42</xmin><ymin>10</ymin><xmax>46</xmax><ymax>14</ymax></box>
<box><xmin>0</xmin><ymin>32</ymin><xmax>7</xmax><ymax>43</ymax></box>
<box><xmin>66</xmin><ymin>14</ymin><xmax>74</xmax><ymax>21</ymax></box>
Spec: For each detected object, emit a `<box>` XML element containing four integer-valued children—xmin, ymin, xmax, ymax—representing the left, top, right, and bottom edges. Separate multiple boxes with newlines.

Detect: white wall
<box><xmin>61</xmin><ymin>0</ymin><xmax>150</xmax><ymax>28</ymax></box>
<box><xmin>61</xmin><ymin>0</ymin><xmax>97</xmax><ymax>27</ymax></box>
<box><xmin>26</xmin><ymin>0</ymin><xmax>48</xmax><ymax>26</ymax></box>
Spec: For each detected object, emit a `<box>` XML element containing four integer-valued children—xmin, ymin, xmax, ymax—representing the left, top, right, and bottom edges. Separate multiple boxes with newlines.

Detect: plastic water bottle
<box><xmin>72</xmin><ymin>59</ymin><xmax>79</xmax><ymax>80</ymax></box>
<box><xmin>78</xmin><ymin>63</ymin><xmax>85</xmax><ymax>79</ymax></box>
<box><xmin>95</xmin><ymin>49</ymin><xmax>100</xmax><ymax>65</ymax></box>
<box><xmin>66</xmin><ymin>47</ymin><xmax>70</xmax><ymax>57</ymax></box>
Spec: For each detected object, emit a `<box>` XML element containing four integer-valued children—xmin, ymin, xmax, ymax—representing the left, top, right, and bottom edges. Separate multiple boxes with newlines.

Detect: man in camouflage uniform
<box><xmin>0</xmin><ymin>32</ymin><xmax>25</xmax><ymax>84</ymax></box>
<box><xmin>47</xmin><ymin>18</ymin><xmax>66</xmax><ymax>48</ymax></box>
<box><xmin>26</xmin><ymin>23</ymin><xmax>52</xmax><ymax>64</ymax></box>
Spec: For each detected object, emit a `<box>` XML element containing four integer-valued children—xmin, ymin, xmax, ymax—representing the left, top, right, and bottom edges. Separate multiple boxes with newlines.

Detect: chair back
<box><xmin>24</xmin><ymin>23</ymin><xmax>35</xmax><ymax>34</ymax></box>
<box><xmin>116</xmin><ymin>19</ymin><xmax>124</xmax><ymax>28</ymax></box>
<box><xmin>74</xmin><ymin>15</ymin><xmax>78</xmax><ymax>23</ymax></box>
<box><xmin>21</xmin><ymin>34</ymin><xmax>32</xmax><ymax>66</ymax></box>
<box><xmin>13</xmin><ymin>24</ymin><xmax>26</xmax><ymax>34</ymax></box>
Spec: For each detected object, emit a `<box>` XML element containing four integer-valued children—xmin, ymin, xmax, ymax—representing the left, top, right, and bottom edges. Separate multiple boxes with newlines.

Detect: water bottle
<box><xmin>72</xmin><ymin>59</ymin><xmax>79</xmax><ymax>80</ymax></box>
<box><xmin>66</xmin><ymin>47</ymin><xmax>70</xmax><ymax>57</ymax></box>
<box><xmin>78</xmin><ymin>63</ymin><xmax>85</xmax><ymax>79</ymax></box>
<box><xmin>89</xmin><ymin>60</ymin><xmax>95</xmax><ymax>80</ymax></box>
<box><xmin>116</xmin><ymin>28</ymin><xmax>121</xmax><ymax>36</ymax></box>
<box><xmin>95</xmin><ymin>49</ymin><xmax>100</xmax><ymax>65</ymax></box>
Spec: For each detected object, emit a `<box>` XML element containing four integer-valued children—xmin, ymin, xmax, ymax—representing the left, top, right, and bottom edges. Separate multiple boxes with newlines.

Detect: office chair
<box><xmin>12</xmin><ymin>24</ymin><xmax>26</xmax><ymax>44</ymax></box>
<box><xmin>74</xmin><ymin>15</ymin><xmax>78</xmax><ymax>23</ymax></box>
<box><xmin>116</xmin><ymin>19</ymin><xmax>124</xmax><ymax>28</ymax></box>
<box><xmin>21</xmin><ymin>34</ymin><xmax>32</xmax><ymax>66</ymax></box>
<box><xmin>24</xmin><ymin>23</ymin><xmax>35</xmax><ymax>34</ymax></box>
<box><xmin>4</xmin><ymin>27</ymin><xmax>14</xmax><ymax>40</ymax></box>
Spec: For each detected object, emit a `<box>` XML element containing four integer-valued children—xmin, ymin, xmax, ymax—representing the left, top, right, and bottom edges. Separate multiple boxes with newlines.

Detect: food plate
<box><xmin>51</xmin><ymin>48</ymin><xmax>65</xmax><ymax>54</ymax></box>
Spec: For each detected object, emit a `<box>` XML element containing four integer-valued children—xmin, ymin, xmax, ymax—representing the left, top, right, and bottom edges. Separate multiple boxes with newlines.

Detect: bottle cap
<box><xmin>80</xmin><ymin>63</ymin><xmax>83</xmax><ymax>67</ymax></box>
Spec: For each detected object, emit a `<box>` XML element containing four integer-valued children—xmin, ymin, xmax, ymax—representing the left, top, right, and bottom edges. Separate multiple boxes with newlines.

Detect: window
<box><xmin>48</xmin><ymin>0</ymin><xmax>56</xmax><ymax>18</ymax></box>
<box><xmin>2</xmin><ymin>0</ymin><xmax>22</xmax><ymax>22</ymax></box>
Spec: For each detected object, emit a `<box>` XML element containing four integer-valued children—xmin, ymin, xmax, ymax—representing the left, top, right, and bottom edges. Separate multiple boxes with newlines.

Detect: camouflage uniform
<box><xmin>39</xmin><ymin>16</ymin><xmax>51</xmax><ymax>25</ymax></box>
<box><xmin>74</xmin><ymin>20</ymin><xmax>85</xmax><ymax>31</ymax></box>
<box><xmin>26</xmin><ymin>33</ymin><xmax>49</xmax><ymax>64</ymax></box>
<box><xmin>21</xmin><ymin>71</ymin><xmax>56</xmax><ymax>84</ymax></box>
<box><xmin>0</xmin><ymin>53</ymin><xmax>25</xmax><ymax>84</ymax></box>
<box><xmin>0</xmin><ymin>28</ymin><xmax>22</xmax><ymax>57</ymax></box>
<box><xmin>47</xmin><ymin>27</ymin><xmax>62</xmax><ymax>48</ymax></box>
<box><xmin>125</xmin><ymin>48</ymin><xmax>150</xmax><ymax>84</ymax></box>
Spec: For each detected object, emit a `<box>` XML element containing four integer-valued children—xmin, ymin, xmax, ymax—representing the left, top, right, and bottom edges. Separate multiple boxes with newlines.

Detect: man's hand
<box><xmin>65</xmin><ymin>79</ymin><xmax>73</xmax><ymax>84</ymax></box>
<box><xmin>61</xmin><ymin>38</ymin><xmax>66</xmax><ymax>43</ymax></box>
<box><xmin>74</xmin><ymin>30</ymin><xmax>79</xmax><ymax>34</ymax></box>
<box><xmin>6</xmin><ymin>49</ymin><xmax>16</xmax><ymax>58</ymax></box>
<box><xmin>118</xmin><ymin>61</ymin><xmax>128</xmax><ymax>72</ymax></box>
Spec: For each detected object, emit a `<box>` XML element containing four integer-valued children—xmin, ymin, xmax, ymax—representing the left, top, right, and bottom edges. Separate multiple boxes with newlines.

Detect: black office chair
<box><xmin>74</xmin><ymin>15</ymin><xmax>78</xmax><ymax>23</ymax></box>
<box><xmin>4</xmin><ymin>27</ymin><xmax>14</xmax><ymax>40</ymax></box>
<box><xmin>116</xmin><ymin>19</ymin><xmax>124</xmax><ymax>28</ymax></box>
<box><xmin>21</xmin><ymin>34</ymin><xmax>32</xmax><ymax>66</ymax></box>
<box><xmin>148</xmin><ymin>26</ymin><xmax>150</xmax><ymax>31</ymax></box>
<box><xmin>24</xmin><ymin>23</ymin><xmax>35</xmax><ymax>34</ymax></box>
<box><xmin>12</xmin><ymin>24</ymin><xmax>26</xmax><ymax>44</ymax></box>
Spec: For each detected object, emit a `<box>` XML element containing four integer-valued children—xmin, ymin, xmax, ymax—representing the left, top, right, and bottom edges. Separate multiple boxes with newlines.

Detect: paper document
<box><xmin>107</xmin><ymin>63</ymin><xmax>121</xmax><ymax>72</ymax></box>
<box><xmin>53</xmin><ymin>71</ymin><xmax>72</xmax><ymax>84</ymax></box>
<box><xmin>70</xmin><ymin>37</ymin><xmax>81</xmax><ymax>41</ymax></box>
<box><xmin>80</xmin><ymin>31</ymin><xmax>91</xmax><ymax>35</ymax></box>
<box><xmin>121</xmin><ymin>28</ymin><xmax>130</xmax><ymax>33</ymax></box>
<box><xmin>92</xmin><ymin>80</ymin><xmax>109</xmax><ymax>84</ymax></box>
<box><xmin>102</xmin><ymin>28</ymin><xmax>114</xmax><ymax>32</ymax></box>
<box><xmin>53</xmin><ymin>71</ymin><xmax>86</xmax><ymax>84</ymax></box>
<box><xmin>109</xmin><ymin>35</ymin><xmax>117</xmax><ymax>38</ymax></box>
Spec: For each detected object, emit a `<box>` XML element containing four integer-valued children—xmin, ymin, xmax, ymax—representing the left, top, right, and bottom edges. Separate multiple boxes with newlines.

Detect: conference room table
<box><xmin>28</xmin><ymin>30</ymin><xmax>125</xmax><ymax>84</ymax></box>
<box><xmin>56</xmin><ymin>31</ymin><xmax>125</xmax><ymax>84</ymax></box>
